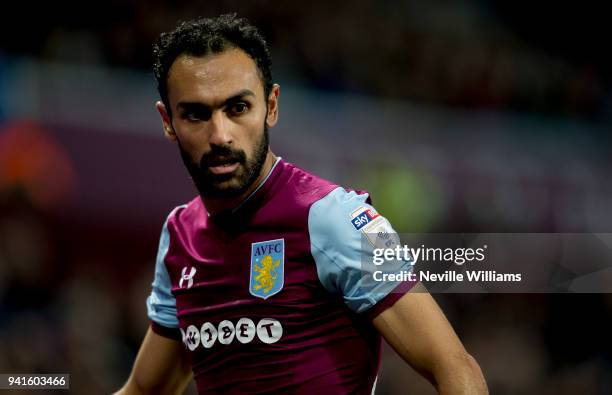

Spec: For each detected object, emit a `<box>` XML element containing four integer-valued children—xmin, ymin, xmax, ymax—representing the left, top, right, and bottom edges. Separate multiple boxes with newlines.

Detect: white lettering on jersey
<box><xmin>256</xmin><ymin>318</ymin><xmax>283</xmax><ymax>344</ymax></box>
<box><xmin>217</xmin><ymin>320</ymin><xmax>236</xmax><ymax>345</ymax></box>
<box><xmin>181</xmin><ymin>318</ymin><xmax>283</xmax><ymax>351</ymax></box>
<box><xmin>184</xmin><ymin>325</ymin><xmax>200</xmax><ymax>351</ymax></box>
<box><xmin>200</xmin><ymin>322</ymin><xmax>217</xmax><ymax>348</ymax></box>
<box><xmin>235</xmin><ymin>318</ymin><xmax>256</xmax><ymax>344</ymax></box>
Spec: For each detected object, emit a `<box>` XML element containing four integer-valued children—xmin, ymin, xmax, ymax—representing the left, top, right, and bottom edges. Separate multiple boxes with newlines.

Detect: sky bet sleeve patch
<box><xmin>350</xmin><ymin>206</ymin><xmax>397</xmax><ymax>247</ymax></box>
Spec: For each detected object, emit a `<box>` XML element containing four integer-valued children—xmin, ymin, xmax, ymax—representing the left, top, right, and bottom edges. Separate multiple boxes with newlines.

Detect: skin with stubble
<box><xmin>156</xmin><ymin>48</ymin><xmax>279</xmax><ymax>214</ymax></box>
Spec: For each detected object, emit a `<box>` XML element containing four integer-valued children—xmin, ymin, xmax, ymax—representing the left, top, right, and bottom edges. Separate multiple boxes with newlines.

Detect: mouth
<box><xmin>207</xmin><ymin>157</ymin><xmax>241</xmax><ymax>175</ymax></box>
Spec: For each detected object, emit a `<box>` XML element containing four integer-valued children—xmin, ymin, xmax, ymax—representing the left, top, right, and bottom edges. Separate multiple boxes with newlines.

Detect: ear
<box><xmin>156</xmin><ymin>101</ymin><xmax>177</xmax><ymax>142</ymax></box>
<box><xmin>265</xmin><ymin>84</ymin><xmax>280</xmax><ymax>128</ymax></box>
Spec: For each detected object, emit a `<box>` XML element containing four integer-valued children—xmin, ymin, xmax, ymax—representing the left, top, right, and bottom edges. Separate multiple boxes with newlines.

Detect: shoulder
<box><xmin>264</xmin><ymin>161</ymin><xmax>340</xmax><ymax>217</ymax></box>
<box><xmin>308</xmin><ymin>186</ymin><xmax>396</xmax><ymax>264</ymax></box>
<box><xmin>280</xmin><ymin>161</ymin><xmax>339</xmax><ymax>199</ymax></box>
<box><xmin>308</xmin><ymin>187</ymin><xmax>376</xmax><ymax>238</ymax></box>
<box><xmin>165</xmin><ymin>196</ymin><xmax>202</xmax><ymax>233</ymax></box>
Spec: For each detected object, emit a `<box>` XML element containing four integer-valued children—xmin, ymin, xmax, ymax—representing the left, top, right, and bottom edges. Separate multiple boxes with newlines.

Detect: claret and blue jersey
<box><xmin>146</xmin><ymin>158</ymin><xmax>414</xmax><ymax>394</ymax></box>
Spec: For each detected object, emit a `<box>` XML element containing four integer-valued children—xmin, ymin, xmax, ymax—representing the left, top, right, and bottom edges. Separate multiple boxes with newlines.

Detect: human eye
<box><xmin>228</xmin><ymin>101</ymin><xmax>249</xmax><ymax>116</ymax></box>
<box><xmin>181</xmin><ymin>111</ymin><xmax>199</xmax><ymax>122</ymax></box>
<box><xmin>181</xmin><ymin>108</ymin><xmax>210</xmax><ymax>122</ymax></box>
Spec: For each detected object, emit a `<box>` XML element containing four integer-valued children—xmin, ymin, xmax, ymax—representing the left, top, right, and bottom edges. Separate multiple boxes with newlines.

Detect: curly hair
<box><xmin>153</xmin><ymin>14</ymin><xmax>273</xmax><ymax>116</ymax></box>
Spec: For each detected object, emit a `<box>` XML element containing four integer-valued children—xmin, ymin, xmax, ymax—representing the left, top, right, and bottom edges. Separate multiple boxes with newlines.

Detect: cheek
<box><xmin>174</xmin><ymin>127</ymin><xmax>207</xmax><ymax>160</ymax></box>
<box><xmin>241</xmin><ymin>119</ymin><xmax>266</xmax><ymax>152</ymax></box>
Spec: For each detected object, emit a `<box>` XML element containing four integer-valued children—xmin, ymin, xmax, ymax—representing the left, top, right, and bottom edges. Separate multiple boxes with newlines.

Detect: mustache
<box><xmin>199</xmin><ymin>145</ymin><xmax>246</xmax><ymax>169</ymax></box>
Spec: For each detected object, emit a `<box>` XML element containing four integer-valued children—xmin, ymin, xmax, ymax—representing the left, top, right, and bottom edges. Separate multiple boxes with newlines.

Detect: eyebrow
<box><xmin>176</xmin><ymin>89</ymin><xmax>256</xmax><ymax>112</ymax></box>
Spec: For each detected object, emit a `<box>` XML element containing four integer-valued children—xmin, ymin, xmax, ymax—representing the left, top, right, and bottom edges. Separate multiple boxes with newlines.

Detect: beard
<box><xmin>178</xmin><ymin>122</ymin><xmax>269</xmax><ymax>199</ymax></box>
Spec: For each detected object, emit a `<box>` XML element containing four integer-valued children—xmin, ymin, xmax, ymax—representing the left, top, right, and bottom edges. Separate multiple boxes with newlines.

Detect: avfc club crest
<box><xmin>250</xmin><ymin>239</ymin><xmax>284</xmax><ymax>299</ymax></box>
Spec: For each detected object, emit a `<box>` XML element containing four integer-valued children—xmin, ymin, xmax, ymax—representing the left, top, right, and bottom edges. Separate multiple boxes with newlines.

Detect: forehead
<box><xmin>166</xmin><ymin>48</ymin><xmax>263</xmax><ymax>107</ymax></box>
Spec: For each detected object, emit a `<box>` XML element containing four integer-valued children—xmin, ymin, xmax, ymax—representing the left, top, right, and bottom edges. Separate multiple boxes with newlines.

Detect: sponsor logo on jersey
<box><xmin>182</xmin><ymin>325</ymin><xmax>201</xmax><ymax>351</ymax></box>
<box><xmin>180</xmin><ymin>318</ymin><xmax>283</xmax><ymax>351</ymax></box>
<box><xmin>350</xmin><ymin>207</ymin><xmax>381</xmax><ymax>230</ymax></box>
<box><xmin>366</xmin><ymin>219</ymin><xmax>401</xmax><ymax>248</ymax></box>
<box><xmin>350</xmin><ymin>206</ymin><xmax>400</xmax><ymax>247</ymax></box>
<box><xmin>179</xmin><ymin>266</ymin><xmax>197</xmax><ymax>289</ymax></box>
<box><xmin>250</xmin><ymin>239</ymin><xmax>284</xmax><ymax>299</ymax></box>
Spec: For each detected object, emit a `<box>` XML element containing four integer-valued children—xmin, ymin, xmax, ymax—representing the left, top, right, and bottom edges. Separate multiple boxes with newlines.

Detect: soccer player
<box><xmin>116</xmin><ymin>14</ymin><xmax>487</xmax><ymax>395</ymax></box>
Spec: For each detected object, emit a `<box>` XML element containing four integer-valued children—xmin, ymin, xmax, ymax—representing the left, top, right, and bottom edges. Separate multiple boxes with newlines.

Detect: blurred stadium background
<box><xmin>1</xmin><ymin>1</ymin><xmax>611</xmax><ymax>394</ymax></box>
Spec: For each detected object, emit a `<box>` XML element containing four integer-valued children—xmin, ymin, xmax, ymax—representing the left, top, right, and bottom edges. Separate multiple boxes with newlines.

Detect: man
<box><xmin>116</xmin><ymin>14</ymin><xmax>487</xmax><ymax>395</ymax></box>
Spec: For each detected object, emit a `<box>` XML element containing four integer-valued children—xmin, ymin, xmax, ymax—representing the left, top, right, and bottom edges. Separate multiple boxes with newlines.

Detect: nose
<box><xmin>208</xmin><ymin>110</ymin><xmax>233</xmax><ymax>147</ymax></box>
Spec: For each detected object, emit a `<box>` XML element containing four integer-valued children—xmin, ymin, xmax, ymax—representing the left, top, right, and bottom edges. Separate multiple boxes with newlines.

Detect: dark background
<box><xmin>0</xmin><ymin>1</ymin><xmax>611</xmax><ymax>394</ymax></box>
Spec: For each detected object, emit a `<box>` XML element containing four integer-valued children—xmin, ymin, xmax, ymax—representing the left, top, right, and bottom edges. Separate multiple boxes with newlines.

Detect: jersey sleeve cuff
<box><xmin>150</xmin><ymin>321</ymin><xmax>182</xmax><ymax>341</ymax></box>
<box><xmin>364</xmin><ymin>280</ymin><xmax>417</xmax><ymax>320</ymax></box>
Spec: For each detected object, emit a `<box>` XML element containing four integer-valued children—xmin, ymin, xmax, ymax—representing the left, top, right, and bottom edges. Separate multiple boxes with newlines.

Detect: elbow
<box><xmin>464</xmin><ymin>353</ymin><xmax>488</xmax><ymax>393</ymax></box>
<box><xmin>434</xmin><ymin>352</ymin><xmax>488</xmax><ymax>395</ymax></box>
<box><xmin>113</xmin><ymin>385</ymin><xmax>141</xmax><ymax>395</ymax></box>
<box><xmin>114</xmin><ymin>377</ymin><xmax>148</xmax><ymax>395</ymax></box>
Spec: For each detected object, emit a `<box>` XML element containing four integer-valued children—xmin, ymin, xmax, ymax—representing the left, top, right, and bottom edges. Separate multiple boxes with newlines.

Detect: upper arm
<box><xmin>116</xmin><ymin>210</ymin><xmax>190</xmax><ymax>394</ymax></box>
<box><xmin>372</xmin><ymin>284</ymin><xmax>488</xmax><ymax>393</ymax></box>
<box><xmin>309</xmin><ymin>187</ymin><xmax>414</xmax><ymax>313</ymax></box>
<box><xmin>372</xmin><ymin>284</ymin><xmax>466</xmax><ymax>377</ymax></box>
<box><xmin>116</xmin><ymin>327</ymin><xmax>192</xmax><ymax>395</ymax></box>
<box><xmin>146</xmin><ymin>215</ymin><xmax>180</xmax><ymax>330</ymax></box>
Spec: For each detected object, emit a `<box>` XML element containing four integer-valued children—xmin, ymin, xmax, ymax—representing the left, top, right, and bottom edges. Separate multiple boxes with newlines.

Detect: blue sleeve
<box><xmin>308</xmin><ymin>187</ymin><xmax>413</xmax><ymax>314</ymax></box>
<box><xmin>146</xmin><ymin>216</ymin><xmax>179</xmax><ymax>328</ymax></box>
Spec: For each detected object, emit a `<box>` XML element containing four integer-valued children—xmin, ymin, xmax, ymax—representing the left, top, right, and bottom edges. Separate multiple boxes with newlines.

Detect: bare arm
<box><xmin>372</xmin><ymin>284</ymin><xmax>488</xmax><ymax>394</ymax></box>
<box><xmin>114</xmin><ymin>327</ymin><xmax>192</xmax><ymax>395</ymax></box>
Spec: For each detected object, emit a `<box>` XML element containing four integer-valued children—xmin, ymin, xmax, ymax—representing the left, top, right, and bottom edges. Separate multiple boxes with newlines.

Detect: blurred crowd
<box><xmin>2</xmin><ymin>1</ymin><xmax>611</xmax><ymax>120</ymax></box>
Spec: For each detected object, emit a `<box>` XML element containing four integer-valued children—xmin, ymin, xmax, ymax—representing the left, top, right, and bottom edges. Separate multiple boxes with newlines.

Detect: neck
<box><xmin>202</xmin><ymin>150</ymin><xmax>277</xmax><ymax>215</ymax></box>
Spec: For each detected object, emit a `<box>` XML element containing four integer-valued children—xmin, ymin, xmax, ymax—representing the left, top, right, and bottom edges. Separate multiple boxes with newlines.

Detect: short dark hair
<box><xmin>153</xmin><ymin>14</ymin><xmax>273</xmax><ymax>116</ymax></box>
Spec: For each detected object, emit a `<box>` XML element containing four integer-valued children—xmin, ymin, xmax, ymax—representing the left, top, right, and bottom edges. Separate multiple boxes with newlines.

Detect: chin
<box><xmin>203</xmin><ymin>182</ymin><xmax>247</xmax><ymax>198</ymax></box>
